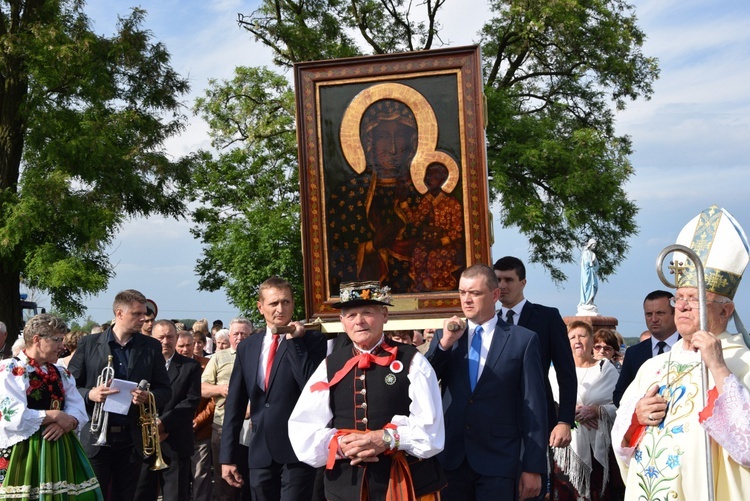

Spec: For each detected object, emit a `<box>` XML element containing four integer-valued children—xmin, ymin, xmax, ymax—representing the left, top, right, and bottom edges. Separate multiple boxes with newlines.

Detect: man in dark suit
<box><xmin>69</xmin><ymin>289</ymin><xmax>171</xmax><ymax>501</ymax></box>
<box><xmin>175</xmin><ymin>330</ymin><xmax>215</xmax><ymax>501</ymax></box>
<box><xmin>613</xmin><ymin>289</ymin><xmax>678</xmax><ymax>406</ymax></box>
<box><xmin>220</xmin><ymin>276</ymin><xmax>327</xmax><ymax>501</ymax></box>
<box><xmin>493</xmin><ymin>256</ymin><xmax>576</xmax><ymax>450</ymax></box>
<box><xmin>135</xmin><ymin>320</ymin><xmax>201</xmax><ymax>500</ymax></box>
<box><xmin>428</xmin><ymin>264</ymin><xmax>548</xmax><ymax>500</ymax></box>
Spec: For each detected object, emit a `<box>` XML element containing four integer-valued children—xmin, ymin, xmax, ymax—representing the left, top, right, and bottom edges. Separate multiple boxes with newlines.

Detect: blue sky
<box><xmin>69</xmin><ymin>0</ymin><xmax>750</xmax><ymax>336</ymax></box>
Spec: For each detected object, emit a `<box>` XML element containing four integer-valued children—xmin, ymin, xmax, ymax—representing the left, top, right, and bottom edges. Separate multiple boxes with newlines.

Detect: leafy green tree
<box><xmin>192</xmin><ymin>0</ymin><xmax>657</xmax><ymax>315</ymax></box>
<box><xmin>0</xmin><ymin>2</ymin><xmax>195</xmax><ymax>339</ymax></box>
<box><xmin>67</xmin><ymin>316</ymin><xmax>99</xmax><ymax>333</ymax></box>
<box><xmin>192</xmin><ymin>67</ymin><xmax>303</xmax><ymax>321</ymax></box>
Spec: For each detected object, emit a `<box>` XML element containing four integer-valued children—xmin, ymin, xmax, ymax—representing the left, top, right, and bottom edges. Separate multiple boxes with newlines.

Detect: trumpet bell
<box><xmin>94</xmin><ymin>431</ymin><xmax>108</xmax><ymax>447</ymax></box>
<box><xmin>151</xmin><ymin>455</ymin><xmax>169</xmax><ymax>471</ymax></box>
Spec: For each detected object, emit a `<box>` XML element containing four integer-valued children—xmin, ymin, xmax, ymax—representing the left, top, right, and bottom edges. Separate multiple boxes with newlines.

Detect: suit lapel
<box><xmin>266</xmin><ymin>337</ymin><xmax>289</xmax><ymax>393</ymax></box>
<box><xmin>517</xmin><ymin>301</ymin><xmax>534</xmax><ymax>328</ymax></box>
<box><xmin>246</xmin><ymin>333</ymin><xmax>263</xmax><ymax>391</ymax></box>
<box><xmin>168</xmin><ymin>357</ymin><xmax>180</xmax><ymax>383</ymax></box>
<box><xmin>475</xmin><ymin>316</ymin><xmax>511</xmax><ymax>392</ymax></box>
<box><xmin>455</xmin><ymin>332</ymin><xmax>472</xmax><ymax>391</ymax></box>
<box><xmin>96</xmin><ymin>332</ymin><xmax>112</xmax><ymax>372</ymax></box>
<box><xmin>127</xmin><ymin>333</ymin><xmax>145</xmax><ymax>380</ymax></box>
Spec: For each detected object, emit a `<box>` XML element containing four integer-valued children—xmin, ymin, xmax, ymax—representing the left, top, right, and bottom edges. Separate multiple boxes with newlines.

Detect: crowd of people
<box><xmin>1</xmin><ymin>205</ymin><xmax>750</xmax><ymax>501</ymax></box>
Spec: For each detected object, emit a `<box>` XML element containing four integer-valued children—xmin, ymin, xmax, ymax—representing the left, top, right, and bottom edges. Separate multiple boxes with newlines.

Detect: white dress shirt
<box><xmin>288</xmin><ymin>349</ymin><xmax>445</xmax><ymax>467</ymax></box>
<box><xmin>467</xmin><ymin>315</ymin><xmax>499</xmax><ymax>381</ymax></box>
<box><xmin>651</xmin><ymin>331</ymin><xmax>680</xmax><ymax>356</ymax></box>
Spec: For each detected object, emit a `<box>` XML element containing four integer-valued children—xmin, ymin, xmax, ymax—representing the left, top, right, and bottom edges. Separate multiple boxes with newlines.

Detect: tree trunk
<box><xmin>0</xmin><ymin>266</ymin><xmax>22</xmax><ymax>346</ymax></box>
<box><xmin>0</xmin><ymin>8</ymin><xmax>31</xmax><ymax>348</ymax></box>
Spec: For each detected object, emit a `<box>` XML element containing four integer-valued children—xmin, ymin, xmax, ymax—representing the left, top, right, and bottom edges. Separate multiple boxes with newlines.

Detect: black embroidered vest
<box><xmin>324</xmin><ymin>341</ymin><xmax>445</xmax><ymax>501</ymax></box>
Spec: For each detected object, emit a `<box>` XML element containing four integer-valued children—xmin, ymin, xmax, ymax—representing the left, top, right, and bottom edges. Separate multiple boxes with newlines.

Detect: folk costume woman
<box><xmin>0</xmin><ymin>314</ymin><xmax>102</xmax><ymax>500</ymax></box>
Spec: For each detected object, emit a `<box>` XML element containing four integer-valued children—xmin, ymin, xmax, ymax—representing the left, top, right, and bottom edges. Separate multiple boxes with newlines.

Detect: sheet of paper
<box><xmin>102</xmin><ymin>378</ymin><xmax>138</xmax><ymax>416</ymax></box>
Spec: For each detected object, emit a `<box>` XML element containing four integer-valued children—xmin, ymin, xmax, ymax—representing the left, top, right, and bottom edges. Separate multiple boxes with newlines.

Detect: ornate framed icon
<box><xmin>295</xmin><ymin>45</ymin><xmax>491</xmax><ymax>320</ymax></box>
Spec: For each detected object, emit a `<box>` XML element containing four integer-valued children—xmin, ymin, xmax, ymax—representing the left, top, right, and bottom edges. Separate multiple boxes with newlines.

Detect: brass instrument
<box><xmin>90</xmin><ymin>355</ymin><xmax>114</xmax><ymax>446</ymax></box>
<box><xmin>138</xmin><ymin>380</ymin><xmax>169</xmax><ymax>471</ymax></box>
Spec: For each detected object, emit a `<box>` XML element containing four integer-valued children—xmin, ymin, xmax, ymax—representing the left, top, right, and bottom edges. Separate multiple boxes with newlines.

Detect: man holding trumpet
<box><xmin>135</xmin><ymin>319</ymin><xmax>201</xmax><ymax>501</ymax></box>
<box><xmin>69</xmin><ymin>289</ymin><xmax>171</xmax><ymax>501</ymax></box>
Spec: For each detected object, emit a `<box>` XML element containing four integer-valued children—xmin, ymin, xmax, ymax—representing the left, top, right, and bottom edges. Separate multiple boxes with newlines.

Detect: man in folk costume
<box><xmin>612</xmin><ymin>205</ymin><xmax>750</xmax><ymax>500</ymax></box>
<box><xmin>289</xmin><ymin>282</ymin><xmax>446</xmax><ymax>501</ymax></box>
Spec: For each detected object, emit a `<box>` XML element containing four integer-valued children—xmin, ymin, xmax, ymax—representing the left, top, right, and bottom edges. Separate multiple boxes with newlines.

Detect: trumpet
<box><xmin>138</xmin><ymin>380</ymin><xmax>169</xmax><ymax>471</ymax></box>
<box><xmin>90</xmin><ymin>355</ymin><xmax>114</xmax><ymax>446</ymax></box>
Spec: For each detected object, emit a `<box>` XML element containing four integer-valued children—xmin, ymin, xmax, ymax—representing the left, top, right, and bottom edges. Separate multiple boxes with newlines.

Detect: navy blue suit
<box><xmin>516</xmin><ymin>301</ymin><xmax>577</xmax><ymax>431</ymax></box>
<box><xmin>220</xmin><ymin>330</ymin><xmax>326</xmax><ymax>501</ymax></box>
<box><xmin>427</xmin><ymin>315</ymin><xmax>548</xmax><ymax>499</ymax></box>
<box><xmin>613</xmin><ymin>338</ymin><xmax>653</xmax><ymax>407</ymax></box>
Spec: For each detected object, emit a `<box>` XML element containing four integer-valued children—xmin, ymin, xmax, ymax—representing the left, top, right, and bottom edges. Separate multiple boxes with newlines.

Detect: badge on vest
<box><xmin>386</xmin><ymin>360</ymin><xmax>403</xmax><ymax>385</ymax></box>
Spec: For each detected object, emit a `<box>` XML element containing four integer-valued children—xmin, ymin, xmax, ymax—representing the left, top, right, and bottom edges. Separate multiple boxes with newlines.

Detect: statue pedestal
<box><xmin>562</xmin><ymin>315</ymin><xmax>618</xmax><ymax>332</ymax></box>
<box><xmin>576</xmin><ymin>304</ymin><xmax>599</xmax><ymax>316</ymax></box>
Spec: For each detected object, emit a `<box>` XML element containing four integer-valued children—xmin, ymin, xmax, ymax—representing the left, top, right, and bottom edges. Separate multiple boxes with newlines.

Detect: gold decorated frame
<box><xmin>295</xmin><ymin>45</ymin><xmax>491</xmax><ymax>321</ymax></box>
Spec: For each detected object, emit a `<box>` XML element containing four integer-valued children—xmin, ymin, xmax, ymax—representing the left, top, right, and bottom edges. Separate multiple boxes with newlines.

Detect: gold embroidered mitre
<box><xmin>673</xmin><ymin>205</ymin><xmax>750</xmax><ymax>299</ymax></box>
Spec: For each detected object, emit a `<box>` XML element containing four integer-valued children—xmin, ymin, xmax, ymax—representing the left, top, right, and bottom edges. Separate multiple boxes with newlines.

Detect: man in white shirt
<box><xmin>289</xmin><ymin>282</ymin><xmax>445</xmax><ymax>501</ymax></box>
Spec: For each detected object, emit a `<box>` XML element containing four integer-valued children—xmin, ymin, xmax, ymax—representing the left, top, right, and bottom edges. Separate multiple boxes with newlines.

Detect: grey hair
<box><xmin>214</xmin><ymin>328</ymin><xmax>230</xmax><ymax>342</ymax></box>
<box><xmin>23</xmin><ymin>314</ymin><xmax>67</xmax><ymax>344</ymax></box>
<box><xmin>229</xmin><ymin>318</ymin><xmax>254</xmax><ymax>330</ymax></box>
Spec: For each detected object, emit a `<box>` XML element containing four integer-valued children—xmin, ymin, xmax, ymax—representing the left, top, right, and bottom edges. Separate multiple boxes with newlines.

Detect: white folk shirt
<box><xmin>288</xmin><ymin>349</ymin><xmax>445</xmax><ymax>467</ymax></box>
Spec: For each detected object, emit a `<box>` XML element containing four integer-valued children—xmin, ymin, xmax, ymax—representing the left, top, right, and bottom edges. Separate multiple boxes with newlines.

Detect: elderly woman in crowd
<box><xmin>213</xmin><ymin>328</ymin><xmax>230</xmax><ymax>352</ymax></box>
<box><xmin>0</xmin><ymin>314</ymin><xmax>102</xmax><ymax>499</ymax></box>
<box><xmin>550</xmin><ymin>320</ymin><xmax>623</xmax><ymax>501</ymax></box>
<box><xmin>10</xmin><ymin>338</ymin><xmax>25</xmax><ymax>358</ymax></box>
<box><xmin>592</xmin><ymin>328</ymin><xmax>622</xmax><ymax>372</ymax></box>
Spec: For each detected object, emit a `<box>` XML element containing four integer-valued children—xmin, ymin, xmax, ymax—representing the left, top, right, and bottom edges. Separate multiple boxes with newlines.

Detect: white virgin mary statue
<box><xmin>577</xmin><ymin>238</ymin><xmax>599</xmax><ymax>315</ymax></box>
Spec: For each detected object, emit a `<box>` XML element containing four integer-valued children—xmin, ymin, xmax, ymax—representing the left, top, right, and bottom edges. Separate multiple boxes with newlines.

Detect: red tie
<box><xmin>264</xmin><ymin>334</ymin><xmax>280</xmax><ymax>391</ymax></box>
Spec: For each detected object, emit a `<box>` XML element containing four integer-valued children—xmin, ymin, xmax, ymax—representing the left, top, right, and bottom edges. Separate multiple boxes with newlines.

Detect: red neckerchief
<box><xmin>310</xmin><ymin>341</ymin><xmax>397</xmax><ymax>392</ymax></box>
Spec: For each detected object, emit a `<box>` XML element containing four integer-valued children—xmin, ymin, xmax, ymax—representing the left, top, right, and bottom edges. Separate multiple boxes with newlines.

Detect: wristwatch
<box><xmin>382</xmin><ymin>430</ymin><xmax>392</xmax><ymax>447</ymax></box>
